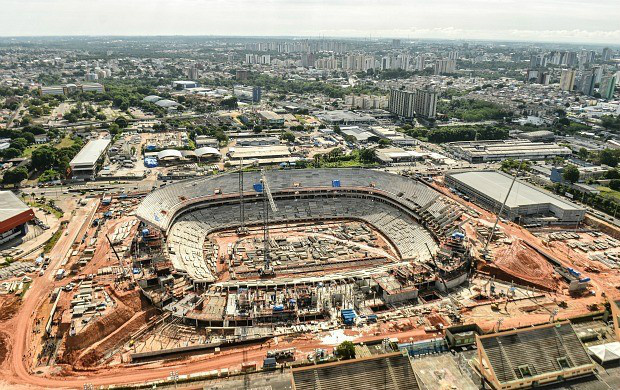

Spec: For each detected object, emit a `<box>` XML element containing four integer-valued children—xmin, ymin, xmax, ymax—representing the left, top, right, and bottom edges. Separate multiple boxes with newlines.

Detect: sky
<box><xmin>1</xmin><ymin>0</ymin><xmax>619</xmax><ymax>44</ymax></box>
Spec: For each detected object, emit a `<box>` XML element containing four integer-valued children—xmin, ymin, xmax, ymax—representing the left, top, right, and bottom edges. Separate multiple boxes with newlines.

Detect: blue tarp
<box><xmin>253</xmin><ymin>183</ymin><xmax>264</xmax><ymax>193</ymax></box>
<box><xmin>332</xmin><ymin>179</ymin><xmax>341</xmax><ymax>188</ymax></box>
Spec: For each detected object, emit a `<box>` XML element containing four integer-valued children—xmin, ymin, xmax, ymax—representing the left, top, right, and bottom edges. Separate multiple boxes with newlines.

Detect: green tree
<box><xmin>114</xmin><ymin>116</ymin><xmax>128</xmax><ymax>128</ymax></box>
<box><xmin>31</xmin><ymin>146</ymin><xmax>57</xmax><ymax>171</ymax></box>
<box><xmin>1</xmin><ymin>148</ymin><xmax>22</xmax><ymax>159</ymax></box>
<box><xmin>609</xmin><ymin>179</ymin><xmax>620</xmax><ymax>191</ymax></box>
<box><xmin>600</xmin><ymin>149</ymin><xmax>619</xmax><ymax>167</ymax></box>
<box><xmin>335</xmin><ymin>341</ymin><xmax>356</xmax><ymax>360</ymax></box>
<box><xmin>2</xmin><ymin>167</ymin><xmax>28</xmax><ymax>185</ymax></box>
<box><xmin>359</xmin><ymin>148</ymin><xmax>376</xmax><ymax>163</ymax></box>
<box><xmin>562</xmin><ymin>165</ymin><xmax>580</xmax><ymax>184</ymax></box>
<box><xmin>577</xmin><ymin>147</ymin><xmax>589</xmax><ymax>160</ymax></box>
<box><xmin>280</xmin><ymin>131</ymin><xmax>295</xmax><ymax>143</ymax></box>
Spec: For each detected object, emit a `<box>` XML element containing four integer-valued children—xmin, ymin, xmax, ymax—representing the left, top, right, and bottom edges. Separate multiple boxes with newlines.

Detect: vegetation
<box><xmin>599</xmin><ymin>149</ymin><xmax>620</xmax><ymax>167</ymax></box>
<box><xmin>437</xmin><ymin>99</ymin><xmax>512</xmax><ymax>122</ymax></box>
<box><xmin>43</xmin><ymin>227</ymin><xmax>64</xmax><ymax>253</ymax></box>
<box><xmin>302</xmin><ymin>148</ymin><xmax>376</xmax><ymax>168</ymax></box>
<box><xmin>2</xmin><ymin>167</ymin><xmax>28</xmax><ymax>185</ymax></box>
<box><xmin>601</xmin><ymin>115</ymin><xmax>620</xmax><ymax>131</ymax></box>
<box><xmin>562</xmin><ymin>165</ymin><xmax>580</xmax><ymax>183</ymax></box>
<box><xmin>335</xmin><ymin>341</ymin><xmax>356</xmax><ymax>360</ymax></box>
<box><xmin>427</xmin><ymin>125</ymin><xmax>508</xmax><ymax>143</ymax></box>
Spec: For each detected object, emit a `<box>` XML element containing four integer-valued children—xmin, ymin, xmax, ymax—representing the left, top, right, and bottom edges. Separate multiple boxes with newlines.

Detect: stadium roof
<box><xmin>448</xmin><ymin>171</ymin><xmax>582</xmax><ymax>210</ymax></box>
<box><xmin>0</xmin><ymin>191</ymin><xmax>34</xmax><ymax>234</ymax></box>
<box><xmin>69</xmin><ymin>139</ymin><xmax>111</xmax><ymax>168</ymax></box>
<box><xmin>478</xmin><ymin>322</ymin><xmax>594</xmax><ymax>386</ymax></box>
<box><xmin>292</xmin><ymin>353</ymin><xmax>420</xmax><ymax>390</ymax></box>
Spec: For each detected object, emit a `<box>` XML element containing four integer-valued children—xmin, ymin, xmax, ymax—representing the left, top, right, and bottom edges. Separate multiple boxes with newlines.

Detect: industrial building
<box><xmin>445</xmin><ymin>171</ymin><xmax>585</xmax><ymax>225</ymax></box>
<box><xmin>69</xmin><ymin>138</ymin><xmax>111</xmax><ymax>180</ymax></box>
<box><xmin>0</xmin><ymin>191</ymin><xmax>35</xmax><ymax>245</ymax></box>
<box><xmin>476</xmin><ymin>322</ymin><xmax>595</xmax><ymax>389</ymax></box>
<box><xmin>446</xmin><ymin>140</ymin><xmax>572</xmax><ymax>163</ymax></box>
<box><xmin>228</xmin><ymin>145</ymin><xmax>293</xmax><ymax>165</ymax></box>
<box><xmin>39</xmin><ymin>83</ymin><xmax>105</xmax><ymax>96</ymax></box>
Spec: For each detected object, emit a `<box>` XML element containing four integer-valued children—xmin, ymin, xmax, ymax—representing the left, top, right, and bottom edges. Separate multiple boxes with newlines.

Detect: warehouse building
<box><xmin>445</xmin><ymin>171</ymin><xmax>585</xmax><ymax>225</ymax></box>
<box><xmin>476</xmin><ymin>322</ymin><xmax>595</xmax><ymax>389</ymax></box>
<box><xmin>446</xmin><ymin>140</ymin><xmax>572</xmax><ymax>163</ymax></box>
<box><xmin>0</xmin><ymin>191</ymin><xmax>35</xmax><ymax>245</ymax></box>
<box><xmin>69</xmin><ymin>138</ymin><xmax>111</xmax><ymax>180</ymax></box>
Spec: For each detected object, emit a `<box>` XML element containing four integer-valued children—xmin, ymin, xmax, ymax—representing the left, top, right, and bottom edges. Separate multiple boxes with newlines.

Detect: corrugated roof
<box><xmin>0</xmin><ymin>191</ymin><xmax>31</xmax><ymax>222</ymax></box>
<box><xmin>69</xmin><ymin>139</ymin><xmax>111</xmax><ymax>167</ymax></box>
<box><xmin>448</xmin><ymin>171</ymin><xmax>582</xmax><ymax>211</ymax></box>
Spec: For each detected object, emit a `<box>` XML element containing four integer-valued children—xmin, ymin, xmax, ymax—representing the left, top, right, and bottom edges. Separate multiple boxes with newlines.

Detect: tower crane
<box><xmin>258</xmin><ymin>169</ymin><xmax>277</xmax><ymax>277</ymax></box>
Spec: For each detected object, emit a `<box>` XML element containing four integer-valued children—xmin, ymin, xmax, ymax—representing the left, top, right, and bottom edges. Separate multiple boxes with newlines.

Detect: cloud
<box><xmin>0</xmin><ymin>0</ymin><xmax>618</xmax><ymax>44</ymax></box>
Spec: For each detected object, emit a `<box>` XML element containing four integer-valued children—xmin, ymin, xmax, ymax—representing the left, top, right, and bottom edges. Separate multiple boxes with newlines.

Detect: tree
<box><xmin>606</xmin><ymin>169</ymin><xmax>620</xmax><ymax>180</ymax></box>
<box><xmin>114</xmin><ymin>116</ymin><xmax>128</xmax><ymax>128</ymax></box>
<box><xmin>610</xmin><ymin>179</ymin><xmax>620</xmax><ymax>191</ymax></box>
<box><xmin>63</xmin><ymin>112</ymin><xmax>78</xmax><ymax>123</ymax></box>
<box><xmin>31</xmin><ymin>146</ymin><xmax>57</xmax><ymax>171</ymax></box>
<box><xmin>2</xmin><ymin>167</ymin><xmax>28</xmax><ymax>185</ymax></box>
<box><xmin>563</xmin><ymin>165</ymin><xmax>580</xmax><ymax>184</ymax></box>
<box><xmin>359</xmin><ymin>148</ymin><xmax>376</xmax><ymax>163</ymax></box>
<box><xmin>280</xmin><ymin>131</ymin><xmax>295</xmax><ymax>143</ymax></box>
<box><xmin>335</xmin><ymin>341</ymin><xmax>355</xmax><ymax>360</ymax></box>
<box><xmin>577</xmin><ymin>147</ymin><xmax>589</xmax><ymax>160</ymax></box>
<box><xmin>220</xmin><ymin>96</ymin><xmax>238</xmax><ymax>109</ymax></box>
<box><xmin>600</xmin><ymin>149</ymin><xmax>619</xmax><ymax>167</ymax></box>
<box><xmin>1</xmin><ymin>148</ymin><xmax>22</xmax><ymax>160</ymax></box>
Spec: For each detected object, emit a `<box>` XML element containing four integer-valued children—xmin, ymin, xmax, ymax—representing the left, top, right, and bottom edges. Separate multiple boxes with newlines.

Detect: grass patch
<box><xmin>26</xmin><ymin>200</ymin><xmax>63</xmax><ymax>219</ymax></box>
<box><xmin>43</xmin><ymin>227</ymin><xmax>64</xmax><ymax>254</ymax></box>
<box><xmin>55</xmin><ymin>134</ymin><xmax>74</xmax><ymax>149</ymax></box>
<box><xmin>598</xmin><ymin>186</ymin><xmax>620</xmax><ymax>201</ymax></box>
<box><xmin>19</xmin><ymin>281</ymin><xmax>32</xmax><ymax>298</ymax></box>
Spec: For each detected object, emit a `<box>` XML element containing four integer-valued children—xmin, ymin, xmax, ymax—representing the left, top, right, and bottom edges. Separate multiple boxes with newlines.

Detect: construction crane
<box><xmin>258</xmin><ymin>169</ymin><xmax>277</xmax><ymax>277</ymax></box>
<box><xmin>483</xmin><ymin>161</ymin><xmax>525</xmax><ymax>254</ymax></box>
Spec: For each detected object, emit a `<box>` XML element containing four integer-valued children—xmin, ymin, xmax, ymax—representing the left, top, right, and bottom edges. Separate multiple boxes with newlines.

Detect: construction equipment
<box><xmin>258</xmin><ymin>169</ymin><xmax>277</xmax><ymax>277</ymax></box>
<box><xmin>483</xmin><ymin>161</ymin><xmax>524</xmax><ymax>254</ymax></box>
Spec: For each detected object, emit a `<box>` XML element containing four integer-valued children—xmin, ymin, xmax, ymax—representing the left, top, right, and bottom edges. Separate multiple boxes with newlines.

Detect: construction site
<box><xmin>2</xmin><ymin>168</ymin><xmax>620</xmax><ymax>389</ymax></box>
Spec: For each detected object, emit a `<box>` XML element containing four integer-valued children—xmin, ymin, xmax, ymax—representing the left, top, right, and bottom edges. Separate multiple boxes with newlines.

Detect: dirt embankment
<box><xmin>491</xmin><ymin>239</ymin><xmax>561</xmax><ymax>290</ymax></box>
<box><xmin>76</xmin><ymin>308</ymin><xmax>158</xmax><ymax>369</ymax></box>
<box><xmin>0</xmin><ymin>331</ymin><xmax>9</xmax><ymax>367</ymax></box>
<box><xmin>0</xmin><ymin>296</ymin><xmax>22</xmax><ymax>322</ymax></box>
<box><xmin>60</xmin><ymin>288</ymin><xmax>156</xmax><ymax>368</ymax></box>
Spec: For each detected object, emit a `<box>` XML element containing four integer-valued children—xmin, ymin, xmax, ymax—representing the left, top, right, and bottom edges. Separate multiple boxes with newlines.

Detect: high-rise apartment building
<box><xmin>434</xmin><ymin>59</ymin><xmax>456</xmax><ymax>75</ymax></box>
<box><xmin>414</xmin><ymin>88</ymin><xmax>438</xmax><ymax>119</ymax></box>
<box><xmin>388</xmin><ymin>87</ymin><xmax>438</xmax><ymax>119</ymax></box>
<box><xmin>388</xmin><ymin>89</ymin><xmax>416</xmax><ymax>118</ymax></box>
<box><xmin>600</xmin><ymin>75</ymin><xmax>617</xmax><ymax>100</ymax></box>
<box><xmin>559</xmin><ymin>69</ymin><xmax>576</xmax><ymax>91</ymax></box>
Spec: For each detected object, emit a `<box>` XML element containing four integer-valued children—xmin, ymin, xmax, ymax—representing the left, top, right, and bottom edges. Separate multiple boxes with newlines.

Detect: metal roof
<box><xmin>0</xmin><ymin>191</ymin><xmax>31</xmax><ymax>222</ymax></box>
<box><xmin>69</xmin><ymin>139</ymin><xmax>111</xmax><ymax>167</ymax></box>
<box><xmin>157</xmin><ymin>149</ymin><xmax>183</xmax><ymax>160</ymax></box>
<box><xmin>195</xmin><ymin>147</ymin><xmax>221</xmax><ymax>157</ymax></box>
<box><xmin>448</xmin><ymin>171</ymin><xmax>582</xmax><ymax>210</ymax></box>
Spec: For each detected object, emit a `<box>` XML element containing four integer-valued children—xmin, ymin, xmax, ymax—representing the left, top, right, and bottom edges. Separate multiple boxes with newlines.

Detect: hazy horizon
<box><xmin>1</xmin><ymin>0</ymin><xmax>619</xmax><ymax>45</ymax></box>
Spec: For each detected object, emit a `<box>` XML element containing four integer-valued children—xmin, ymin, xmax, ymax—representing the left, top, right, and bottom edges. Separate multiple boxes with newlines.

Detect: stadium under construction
<box><xmin>133</xmin><ymin>168</ymin><xmax>472</xmax><ymax>331</ymax></box>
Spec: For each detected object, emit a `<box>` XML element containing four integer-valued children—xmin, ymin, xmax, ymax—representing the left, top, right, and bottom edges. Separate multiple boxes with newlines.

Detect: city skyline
<box><xmin>1</xmin><ymin>0</ymin><xmax>619</xmax><ymax>44</ymax></box>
